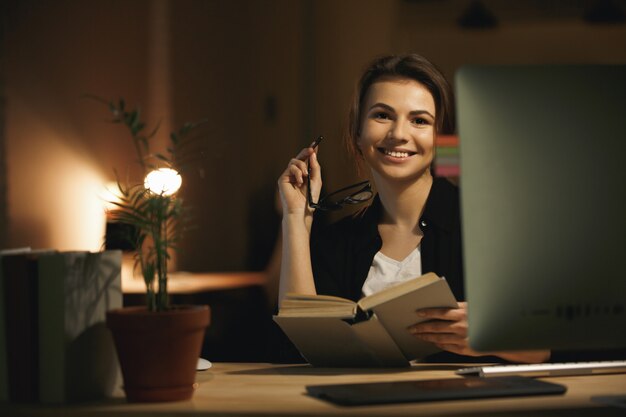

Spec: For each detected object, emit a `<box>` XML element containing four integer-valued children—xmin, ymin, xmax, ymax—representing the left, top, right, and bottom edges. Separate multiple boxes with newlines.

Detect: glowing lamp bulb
<box><xmin>144</xmin><ymin>168</ymin><xmax>182</xmax><ymax>196</ymax></box>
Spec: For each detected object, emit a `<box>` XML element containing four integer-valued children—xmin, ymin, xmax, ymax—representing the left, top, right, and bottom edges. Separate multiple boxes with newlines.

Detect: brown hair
<box><xmin>345</xmin><ymin>54</ymin><xmax>455</xmax><ymax>163</ymax></box>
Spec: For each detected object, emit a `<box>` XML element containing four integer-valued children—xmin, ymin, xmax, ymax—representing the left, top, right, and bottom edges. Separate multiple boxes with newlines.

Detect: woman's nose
<box><xmin>387</xmin><ymin>120</ymin><xmax>409</xmax><ymax>142</ymax></box>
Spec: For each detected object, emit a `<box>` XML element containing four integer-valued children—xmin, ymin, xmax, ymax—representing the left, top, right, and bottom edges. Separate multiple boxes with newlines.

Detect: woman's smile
<box><xmin>377</xmin><ymin>147</ymin><xmax>418</xmax><ymax>162</ymax></box>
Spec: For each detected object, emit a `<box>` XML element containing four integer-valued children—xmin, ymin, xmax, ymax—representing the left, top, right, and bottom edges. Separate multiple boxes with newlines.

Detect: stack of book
<box><xmin>434</xmin><ymin>134</ymin><xmax>460</xmax><ymax>179</ymax></box>
<box><xmin>0</xmin><ymin>249</ymin><xmax>122</xmax><ymax>404</ymax></box>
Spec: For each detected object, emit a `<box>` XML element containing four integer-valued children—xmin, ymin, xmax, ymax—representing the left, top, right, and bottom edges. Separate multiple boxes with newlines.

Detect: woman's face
<box><xmin>357</xmin><ymin>77</ymin><xmax>436</xmax><ymax>185</ymax></box>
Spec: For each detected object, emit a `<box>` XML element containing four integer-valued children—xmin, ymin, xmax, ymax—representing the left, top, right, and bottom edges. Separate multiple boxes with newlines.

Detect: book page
<box><xmin>368</xmin><ymin>279</ymin><xmax>458</xmax><ymax>360</ymax></box>
<box><xmin>357</xmin><ymin>272</ymin><xmax>440</xmax><ymax>311</ymax></box>
<box><xmin>276</xmin><ymin>307</ymin><xmax>356</xmax><ymax>319</ymax></box>
<box><xmin>278</xmin><ymin>293</ymin><xmax>357</xmax><ymax>318</ymax></box>
<box><xmin>283</xmin><ymin>293</ymin><xmax>355</xmax><ymax>303</ymax></box>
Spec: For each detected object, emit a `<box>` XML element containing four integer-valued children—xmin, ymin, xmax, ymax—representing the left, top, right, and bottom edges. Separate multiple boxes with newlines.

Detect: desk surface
<box><xmin>2</xmin><ymin>362</ymin><xmax>626</xmax><ymax>416</ymax></box>
<box><xmin>122</xmin><ymin>271</ymin><xmax>267</xmax><ymax>294</ymax></box>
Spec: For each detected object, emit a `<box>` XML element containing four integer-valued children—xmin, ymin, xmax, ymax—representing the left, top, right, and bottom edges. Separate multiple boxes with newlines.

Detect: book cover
<box><xmin>38</xmin><ymin>250</ymin><xmax>123</xmax><ymax>404</ymax></box>
<box><xmin>2</xmin><ymin>249</ymin><xmax>54</xmax><ymax>402</ymax></box>
<box><xmin>0</xmin><ymin>248</ymin><xmax>33</xmax><ymax>402</ymax></box>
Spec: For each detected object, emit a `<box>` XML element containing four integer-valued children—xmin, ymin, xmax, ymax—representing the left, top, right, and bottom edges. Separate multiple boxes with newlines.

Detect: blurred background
<box><xmin>2</xmin><ymin>0</ymin><xmax>626</xmax><ymax>362</ymax></box>
<box><xmin>2</xmin><ymin>0</ymin><xmax>626</xmax><ymax>271</ymax></box>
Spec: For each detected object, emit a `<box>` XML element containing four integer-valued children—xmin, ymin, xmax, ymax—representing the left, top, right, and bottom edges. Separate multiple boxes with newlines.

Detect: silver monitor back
<box><xmin>456</xmin><ymin>65</ymin><xmax>626</xmax><ymax>352</ymax></box>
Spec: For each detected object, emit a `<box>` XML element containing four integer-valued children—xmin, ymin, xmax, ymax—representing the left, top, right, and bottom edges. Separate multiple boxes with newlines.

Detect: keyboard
<box><xmin>456</xmin><ymin>360</ymin><xmax>626</xmax><ymax>378</ymax></box>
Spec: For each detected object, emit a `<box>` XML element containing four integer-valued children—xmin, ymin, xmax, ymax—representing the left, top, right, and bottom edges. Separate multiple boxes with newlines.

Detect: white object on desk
<box><xmin>197</xmin><ymin>358</ymin><xmax>212</xmax><ymax>371</ymax></box>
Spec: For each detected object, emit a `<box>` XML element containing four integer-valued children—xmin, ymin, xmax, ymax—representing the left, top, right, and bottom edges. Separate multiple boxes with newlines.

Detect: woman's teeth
<box><xmin>383</xmin><ymin>149</ymin><xmax>410</xmax><ymax>158</ymax></box>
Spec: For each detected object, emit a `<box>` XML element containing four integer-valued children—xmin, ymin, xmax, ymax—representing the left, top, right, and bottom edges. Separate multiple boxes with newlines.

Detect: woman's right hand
<box><xmin>277</xmin><ymin>143</ymin><xmax>322</xmax><ymax>218</ymax></box>
<box><xmin>277</xmin><ymin>143</ymin><xmax>322</xmax><ymax>301</ymax></box>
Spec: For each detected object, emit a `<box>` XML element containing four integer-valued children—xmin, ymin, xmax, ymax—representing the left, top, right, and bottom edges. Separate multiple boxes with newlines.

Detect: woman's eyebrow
<box><xmin>368</xmin><ymin>102</ymin><xmax>394</xmax><ymax>112</ymax></box>
<box><xmin>410</xmin><ymin>109</ymin><xmax>435</xmax><ymax>119</ymax></box>
<box><xmin>368</xmin><ymin>102</ymin><xmax>434</xmax><ymax>119</ymax></box>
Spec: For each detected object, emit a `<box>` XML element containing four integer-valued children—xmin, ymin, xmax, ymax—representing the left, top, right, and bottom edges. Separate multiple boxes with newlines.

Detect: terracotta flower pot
<box><xmin>106</xmin><ymin>305</ymin><xmax>210</xmax><ymax>402</ymax></box>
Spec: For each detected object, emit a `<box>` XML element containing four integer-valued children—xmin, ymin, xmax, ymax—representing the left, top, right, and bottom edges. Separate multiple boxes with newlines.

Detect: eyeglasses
<box><xmin>306</xmin><ymin>160</ymin><xmax>373</xmax><ymax>211</ymax></box>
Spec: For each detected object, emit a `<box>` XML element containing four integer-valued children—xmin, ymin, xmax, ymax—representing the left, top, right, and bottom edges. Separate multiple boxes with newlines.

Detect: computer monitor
<box><xmin>456</xmin><ymin>65</ymin><xmax>626</xmax><ymax>352</ymax></box>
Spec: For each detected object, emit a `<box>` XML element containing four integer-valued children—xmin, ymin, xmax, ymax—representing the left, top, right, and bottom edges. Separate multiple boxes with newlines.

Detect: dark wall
<box><xmin>169</xmin><ymin>0</ymin><xmax>306</xmax><ymax>271</ymax></box>
<box><xmin>0</xmin><ymin>0</ymin><xmax>7</xmax><ymax>248</ymax></box>
<box><xmin>3</xmin><ymin>0</ymin><xmax>626</xmax><ymax>271</ymax></box>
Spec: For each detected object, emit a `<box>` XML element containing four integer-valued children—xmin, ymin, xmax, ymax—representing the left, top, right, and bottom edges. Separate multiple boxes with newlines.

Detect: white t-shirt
<box><xmin>361</xmin><ymin>246</ymin><xmax>422</xmax><ymax>296</ymax></box>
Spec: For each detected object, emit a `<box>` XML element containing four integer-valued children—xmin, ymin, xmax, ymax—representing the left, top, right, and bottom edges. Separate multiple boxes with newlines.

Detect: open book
<box><xmin>274</xmin><ymin>272</ymin><xmax>457</xmax><ymax>367</ymax></box>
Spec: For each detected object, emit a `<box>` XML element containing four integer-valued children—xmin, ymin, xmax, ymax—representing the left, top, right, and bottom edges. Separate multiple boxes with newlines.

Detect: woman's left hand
<box><xmin>409</xmin><ymin>302</ymin><xmax>551</xmax><ymax>363</ymax></box>
<box><xmin>409</xmin><ymin>302</ymin><xmax>477</xmax><ymax>356</ymax></box>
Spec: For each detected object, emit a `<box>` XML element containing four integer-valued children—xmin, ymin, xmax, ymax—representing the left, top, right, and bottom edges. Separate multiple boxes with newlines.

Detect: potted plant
<box><xmin>93</xmin><ymin>97</ymin><xmax>210</xmax><ymax>402</ymax></box>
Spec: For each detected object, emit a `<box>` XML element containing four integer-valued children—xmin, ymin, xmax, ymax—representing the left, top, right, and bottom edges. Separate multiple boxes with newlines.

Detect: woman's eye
<box><xmin>373</xmin><ymin>112</ymin><xmax>390</xmax><ymax>120</ymax></box>
<box><xmin>412</xmin><ymin>117</ymin><xmax>428</xmax><ymax>125</ymax></box>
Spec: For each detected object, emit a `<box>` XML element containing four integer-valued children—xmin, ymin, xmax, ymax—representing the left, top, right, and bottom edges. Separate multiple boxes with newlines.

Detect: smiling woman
<box><xmin>276</xmin><ymin>53</ymin><xmax>550</xmax><ymax>365</ymax></box>
<box><xmin>278</xmin><ymin>54</ymin><xmax>456</xmax><ymax>302</ymax></box>
<box><xmin>356</xmin><ymin>78</ymin><xmax>437</xmax><ymax>187</ymax></box>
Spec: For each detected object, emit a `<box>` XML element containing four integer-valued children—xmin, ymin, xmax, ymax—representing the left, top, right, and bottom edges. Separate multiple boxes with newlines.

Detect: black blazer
<box><xmin>311</xmin><ymin>177</ymin><xmax>465</xmax><ymax>302</ymax></box>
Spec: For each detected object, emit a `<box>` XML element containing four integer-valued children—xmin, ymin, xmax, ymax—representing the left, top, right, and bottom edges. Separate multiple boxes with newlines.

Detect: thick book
<box><xmin>1</xmin><ymin>249</ymin><xmax>55</xmax><ymax>402</ymax></box>
<box><xmin>37</xmin><ymin>251</ymin><xmax>123</xmax><ymax>404</ymax></box>
<box><xmin>274</xmin><ymin>272</ymin><xmax>458</xmax><ymax>367</ymax></box>
<box><xmin>1</xmin><ymin>250</ymin><xmax>122</xmax><ymax>404</ymax></box>
<box><xmin>0</xmin><ymin>248</ymin><xmax>33</xmax><ymax>402</ymax></box>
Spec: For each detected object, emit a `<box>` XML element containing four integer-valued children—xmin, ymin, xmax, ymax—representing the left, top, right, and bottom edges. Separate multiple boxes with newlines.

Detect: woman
<box><xmin>277</xmin><ymin>54</ymin><xmax>549</xmax><ymax>364</ymax></box>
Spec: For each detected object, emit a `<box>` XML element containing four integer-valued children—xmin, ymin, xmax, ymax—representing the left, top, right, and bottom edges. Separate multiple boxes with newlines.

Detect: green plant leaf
<box><xmin>93</xmin><ymin>95</ymin><xmax>206</xmax><ymax>312</ymax></box>
<box><xmin>146</xmin><ymin>119</ymin><xmax>161</xmax><ymax>140</ymax></box>
<box><xmin>131</xmin><ymin>121</ymin><xmax>145</xmax><ymax>135</ymax></box>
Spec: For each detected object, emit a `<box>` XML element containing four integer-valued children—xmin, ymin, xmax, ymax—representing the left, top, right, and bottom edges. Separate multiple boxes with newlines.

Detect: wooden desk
<box><xmin>122</xmin><ymin>271</ymin><xmax>267</xmax><ymax>294</ymax></box>
<box><xmin>2</xmin><ymin>362</ymin><xmax>625</xmax><ymax>416</ymax></box>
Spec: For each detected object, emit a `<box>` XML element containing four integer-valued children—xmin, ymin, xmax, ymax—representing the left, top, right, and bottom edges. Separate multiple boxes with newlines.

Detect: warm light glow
<box><xmin>100</xmin><ymin>181</ymin><xmax>123</xmax><ymax>211</ymax></box>
<box><xmin>8</xmin><ymin>95</ymin><xmax>107</xmax><ymax>252</ymax></box>
<box><xmin>144</xmin><ymin>168</ymin><xmax>182</xmax><ymax>196</ymax></box>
